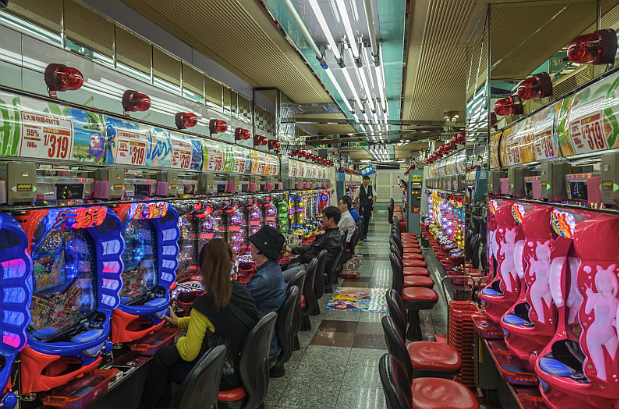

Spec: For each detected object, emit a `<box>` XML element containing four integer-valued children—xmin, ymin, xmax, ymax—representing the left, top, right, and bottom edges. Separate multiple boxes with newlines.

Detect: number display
<box><xmin>19</xmin><ymin>112</ymin><xmax>74</xmax><ymax>160</ymax></box>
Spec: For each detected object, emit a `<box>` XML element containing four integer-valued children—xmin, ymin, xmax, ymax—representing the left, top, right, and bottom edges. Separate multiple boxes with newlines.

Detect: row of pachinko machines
<box><xmin>0</xmin><ymin>189</ymin><xmax>331</xmax><ymax>409</ymax></box>
<box><xmin>426</xmin><ymin>194</ymin><xmax>619</xmax><ymax>409</ymax></box>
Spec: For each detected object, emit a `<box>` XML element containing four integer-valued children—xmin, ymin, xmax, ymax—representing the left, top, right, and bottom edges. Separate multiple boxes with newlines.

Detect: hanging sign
<box><xmin>360</xmin><ymin>165</ymin><xmax>376</xmax><ymax>176</ymax></box>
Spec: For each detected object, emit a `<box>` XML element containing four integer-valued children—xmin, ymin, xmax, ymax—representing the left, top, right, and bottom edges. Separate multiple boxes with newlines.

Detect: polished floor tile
<box><xmin>356</xmin><ymin>321</ymin><xmax>384</xmax><ymax>335</ymax></box>
<box><xmin>318</xmin><ymin>319</ymin><xmax>359</xmax><ymax>333</ymax></box>
<box><xmin>335</xmin><ymin>386</ymin><xmax>388</xmax><ymax>409</ymax></box>
<box><xmin>352</xmin><ymin>333</ymin><xmax>387</xmax><ymax>350</ymax></box>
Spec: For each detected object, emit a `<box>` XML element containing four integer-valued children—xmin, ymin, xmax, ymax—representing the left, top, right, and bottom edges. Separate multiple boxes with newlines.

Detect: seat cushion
<box><xmin>464</xmin><ymin>268</ymin><xmax>484</xmax><ymax>278</ymax></box>
<box><xmin>219</xmin><ymin>386</ymin><xmax>247</xmax><ymax>402</ymax></box>
<box><xmin>403</xmin><ymin>267</ymin><xmax>430</xmax><ymax>276</ymax></box>
<box><xmin>403</xmin><ymin>248</ymin><xmax>422</xmax><ymax>254</ymax></box>
<box><xmin>408</xmin><ymin>342</ymin><xmax>461</xmax><ymax>372</ymax></box>
<box><xmin>401</xmin><ymin>234</ymin><xmax>417</xmax><ymax>238</ymax></box>
<box><xmin>403</xmin><ymin>244</ymin><xmax>421</xmax><ymax>249</ymax></box>
<box><xmin>402</xmin><ymin>253</ymin><xmax>425</xmax><ymax>260</ymax></box>
<box><xmin>401</xmin><ymin>287</ymin><xmax>438</xmax><ymax>303</ymax></box>
<box><xmin>403</xmin><ymin>259</ymin><xmax>428</xmax><ymax>268</ymax></box>
<box><xmin>404</xmin><ymin>275</ymin><xmax>434</xmax><ymax>288</ymax></box>
<box><xmin>412</xmin><ymin>378</ymin><xmax>479</xmax><ymax>409</ymax></box>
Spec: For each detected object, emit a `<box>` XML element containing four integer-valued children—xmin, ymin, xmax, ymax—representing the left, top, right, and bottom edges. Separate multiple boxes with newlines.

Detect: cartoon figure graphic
<box><xmin>499</xmin><ymin>228</ymin><xmax>518</xmax><ymax>292</ymax></box>
<box><xmin>584</xmin><ymin>264</ymin><xmax>619</xmax><ymax>381</ymax></box>
<box><xmin>87</xmin><ymin>133</ymin><xmax>105</xmax><ymax>163</ymax></box>
<box><xmin>529</xmin><ymin>240</ymin><xmax>552</xmax><ymax>323</ymax></box>
<box><xmin>105</xmin><ymin>123</ymin><xmax>117</xmax><ymax>164</ymax></box>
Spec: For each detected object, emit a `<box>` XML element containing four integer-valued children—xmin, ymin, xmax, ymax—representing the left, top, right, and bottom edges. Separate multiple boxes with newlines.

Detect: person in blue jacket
<box><xmin>350</xmin><ymin>205</ymin><xmax>361</xmax><ymax>223</ymax></box>
<box><xmin>246</xmin><ymin>226</ymin><xmax>287</xmax><ymax>360</ymax></box>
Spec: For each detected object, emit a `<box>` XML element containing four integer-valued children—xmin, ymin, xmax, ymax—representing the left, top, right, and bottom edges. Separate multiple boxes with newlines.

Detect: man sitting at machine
<box><xmin>245</xmin><ymin>226</ymin><xmax>287</xmax><ymax>361</ymax></box>
<box><xmin>337</xmin><ymin>196</ymin><xmax>356</xmax><ymax>242</ymax></box>
<box><xmin>282</xmin><ymin>206</ymin><xmax>342</xmax><ymax>284</ymax></box>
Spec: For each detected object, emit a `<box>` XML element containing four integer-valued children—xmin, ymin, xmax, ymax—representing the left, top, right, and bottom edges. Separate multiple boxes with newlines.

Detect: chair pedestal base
<box><xmin>269</xmin><ymin>365</ymin><xmax>286</xmax><ymax>378</ymax></box>
<box><xmin>300</xmin><ymin>316</ymin><xmax>311</xmax><ymax>331</ymax></box>
<box><xmin>407</xmin><ymin>310</ymin><xmax>423</xmax><ymax>341</ymax></box>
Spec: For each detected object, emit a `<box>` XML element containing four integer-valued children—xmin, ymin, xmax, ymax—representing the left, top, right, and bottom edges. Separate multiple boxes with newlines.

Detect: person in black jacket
<box><xmin>282</xmin><ymin>206</ymin><xmax>342</xmax><ymax>283</ymax></box>
<box><xmin>357</xmin><ymin>175</ymin><xmax>376</xmax><ymax>241</ymax></box>
<box><xmin>139</xmin><ymin>239</ymin><xmax>258</xmax><ymax>409</ymax></box>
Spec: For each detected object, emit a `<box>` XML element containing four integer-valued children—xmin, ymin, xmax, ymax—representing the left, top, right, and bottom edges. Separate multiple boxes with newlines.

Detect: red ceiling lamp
<box><xmin>268</xmin><ymin>140</ymin><xmax>280</xmax><ymax>150</ymax></box>
<box><xmin>517</xmin><ymin>72</ymin><xmax>553</xmax><ymax>100</ymax></box>
<box><xmin>298</xmin><ymin>150</ymin><xmax>307</xmax><ymax>158</ymax></box>
<box><xmin>44</xmin><ymin>64</ymin><xmax>83</xmax><ymax>98</ymax></box>
<box><xmin>175</xmin><ymin>112</ymin><xmax>198</xmax><ymax>130</ymax></box>
<box><xmin>122</xmin><ymin>90</ymin><xmax>151</xmax><ymax>115</ymax></box>
<box><xmin>567</xmin><ymin>29</ymin><xmax>617</xmax><ymax>64</ymax></box>
<box><xmin>494</xmin><ymin>96</ymin><xmax>523</xmax><ymax>116</ymax></box>
<box><xmin>235</xmin><ymin>128</ymin><xmax>251</xmax><ymax>141</ymax></box>
<box><xmin>456</xmin><ymin>132</ymin><xmax>466</xmax><ymax>144</ymax></box>
<box><xmin>209</xmin><ymin>119</ymin><xmax>228</xmax><ymax>134</ymax></box>
<box><xmin>254</xmin><ymin>134</ymin><xmax>268</xmax><ymax>147</ymax></box>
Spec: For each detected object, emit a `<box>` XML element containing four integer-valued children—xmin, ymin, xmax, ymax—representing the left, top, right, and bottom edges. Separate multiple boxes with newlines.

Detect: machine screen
<box><xmin>177</xmin><ymin>215</ymin><xmax>198</xmax><ymax>282</ymax></box>
<box><xmin>120</xmin><ymin>219</ymin><xmax>158</xmax><ymax>305</ymax></box>
<box><xmin>29</xmin><ymin>229</ymin><xmax>97</xmax><ymax>342</ymax></box>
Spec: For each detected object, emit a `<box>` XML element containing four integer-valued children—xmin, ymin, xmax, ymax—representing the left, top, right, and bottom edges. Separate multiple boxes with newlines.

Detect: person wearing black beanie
<box><xmin>246</xmin><ymin>225</ymin><xmax>287</xmax><ymax>359</ymax></box>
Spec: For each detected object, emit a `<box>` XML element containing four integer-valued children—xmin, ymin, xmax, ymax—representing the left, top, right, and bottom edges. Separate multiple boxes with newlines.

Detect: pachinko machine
<box><xmin>16</xmin><ymin>206</ymin><xmax>124</xmax><ymax>402</ymax></box>
<box><xmin>110</xmin><ymin>202</ymin><xmax>179</xmax><ymax>346</ymax></box>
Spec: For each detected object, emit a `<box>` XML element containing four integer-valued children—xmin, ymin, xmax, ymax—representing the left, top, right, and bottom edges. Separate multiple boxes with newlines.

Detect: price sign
<box><xmin>256</xmin><ymin>152</ymin><xmax>267</xmax><ymax>175</ymax></box>
<box><xmin>19</xmin><ymin>111</ymin><xmax>74</xmax><ymax>160</ymax></box>
<box><xmin>115</xmin><ymin>126</ymin><xmax>147</xmax><ymax>166</ymax></box>
<box><xmin>206</xmin><ymin>143</ymin><xmax>224</xmax><ymax>172</ymax></box>
<box><xmin>171</xmin><ymin>135</ymin><xmax>193</xmax><ymax>169</ymax></box>
<box><xmin>569</xmin><ymin>97</ymin><xmax>608</xmax><ymax>154</ymax></box>
<box><xmin>535</xmin><ymin>130</ymin><xmax>555</xmax><ymax>160</ymax></box>
<box><xmin>233</xmin><ymin>148</ymin><xmax>246</xmax><ymax>173</ymax></box>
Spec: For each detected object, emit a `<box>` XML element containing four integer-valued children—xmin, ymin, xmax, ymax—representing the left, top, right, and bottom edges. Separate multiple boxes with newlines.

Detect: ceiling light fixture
<box><xmin>336</xmin><ymin>0</ymin><xmax>360</xmax><ymax>60</ymax></box>
<box><xmin>282</xmin><ymin>0</ymin><xmax>327</xmax><ymax>67</ymax></box>
<box><xmin>342</xmin><ymin>68</ymin><xmax>363</xmax><ymax>110</ymax></box>
<box><xmin>325</xmin><ymin>67</ymin><xmax>353</xmax><ymax>112</ymax></box>
<box><xmin>308</xmin><ymin>0</ymin><xmax>342</xmax><ymax>62</ymax></box>
<box><xmin>358</xmin><ymin>66</ymin><xmax>375</xmax><ymax>112</ymax></box>
<box><xmin>375</xmin><ymin>62</ymin><xmax>387</xmax><ymax>111</ymax></box>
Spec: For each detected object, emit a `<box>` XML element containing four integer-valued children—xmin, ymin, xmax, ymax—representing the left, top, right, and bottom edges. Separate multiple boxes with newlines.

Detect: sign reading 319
<box><xmin>19</xmin><ymin>111</ymin><xmax>74</xmax><ymax>160</ymax></box>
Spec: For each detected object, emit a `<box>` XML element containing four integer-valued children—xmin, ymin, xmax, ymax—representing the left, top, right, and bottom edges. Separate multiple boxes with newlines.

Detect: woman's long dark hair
<box><xmin>199</xmin><ymin>238</ymin><xmax>233</xmax><ymax>311</ymax></box>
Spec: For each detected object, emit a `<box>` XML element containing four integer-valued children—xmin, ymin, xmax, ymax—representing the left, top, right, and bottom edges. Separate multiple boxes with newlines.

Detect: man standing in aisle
<box><xmin>357</xmin><ymin>175</ymin><xmax>376</xmax><ymax>241</ymax></box>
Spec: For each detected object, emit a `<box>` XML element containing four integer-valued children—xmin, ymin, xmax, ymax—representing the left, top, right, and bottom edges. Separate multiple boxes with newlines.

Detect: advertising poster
<box><xmin>233</xmin><ymin>146</ymin><xmax>246</xmax><ymax>174</ymax></box>
<box><xmin>189</xmin><ymin>138</ymin><xmax>203</xmax><ymax>170</ymax></box>
<box><xmin>104</xmin><ymin>116</ymin><xmax>150</xmax><ymax>166</ymax></box>
<box><xmin>170</xmin><ymin>132</ymin><xmax>194</xmax><ymax>169</ymax></box>
<box><xmin>532</xmin><ymin>104</ymin><xmax>558</xmax><ymax>161</ymax></box>
<box><xmin>489</xmin><ymin>131</ymin><xmax>501</xmax><ymax>169</ymax></box>
<box><xmin>204</xmin><ymin>140</ymin><xmax>224</xmax><ymax>172</ymax></box>
<box><xmin>518</xmin><ymin>117</ymin><xmax>536</xmax><ymax>164</ymax></box>
<box><xmin>222</xmin><ymin>144</ymin><xmax>235</xmax><ymax>173</ymax></box>
<box><xmin>145</xmin><ymin>127</ymin><xmax>172</xmax><ymax>168</ymax></box>
<box><xmin>255</xmin><ymin>151</ymin><xmax>267</xmax><ymax>175</ymax></box>
<box><xmin>556</xmin><ymin>94</ymin><xmax>576</xmax><ymax>156</ymax></box>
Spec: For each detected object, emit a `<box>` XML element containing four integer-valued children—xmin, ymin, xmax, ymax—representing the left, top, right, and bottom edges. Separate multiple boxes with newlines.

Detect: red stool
<box><xmin>402</xmin><ymin>259</ymin><xmax>427</xmax><ymax>268</ymax></box>
<box><xmin>404</xmin><ymin>275</ymin><xmax>434</xmax><ymax>288</ymax></box>
<box><xmin>403</xmin><ymin>267</ymin><xmax>430</xmax><ymax>276</ymax></box>
<box><xmin>402</xmin><ymin>253</ymin><xmax>425</xmax><ymax>260</ymax></box>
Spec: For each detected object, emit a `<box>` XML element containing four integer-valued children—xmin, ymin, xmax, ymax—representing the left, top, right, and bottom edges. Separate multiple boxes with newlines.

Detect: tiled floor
<box><xmin>266</xmin><ymin>211</ymin><xmax>449</xmax><ymax>409</ymax></box>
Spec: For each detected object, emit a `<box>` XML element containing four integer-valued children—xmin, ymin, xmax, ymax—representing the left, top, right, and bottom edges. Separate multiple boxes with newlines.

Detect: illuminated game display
<box><xmin>0</xmin><ymin>214</ymin><xmax>33</xmax><ymax>407</ymax></box>
<box><xmin>226</xmin><ymin>202</ymin><xmax>247</xmax><ymax>254</ymax></box>
<box><xmin>275</xmin><ymin>195</ymin><xmax>289</xmax><ymax>234</ymax></box>
<box><xmin>17</xmin><ymin>206</ymin><xmax>124</xmax><ymax>394</ymax></box>
<box><xmin>111</xmin><ymin>202</ymin><xmax>180</xmax><ymax>344</ymax></box>
<box><xmin>175</xmin><ymin>201</ymin><xmax>201</xmax><ymax>283</ymax></box>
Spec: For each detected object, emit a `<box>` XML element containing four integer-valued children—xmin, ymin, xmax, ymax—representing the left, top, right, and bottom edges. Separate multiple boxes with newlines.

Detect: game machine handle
<box><xmin>111</xmin><ymin>202</ymin><xmax>180</xmax><ymax>353</ymax></box>
<box><xmin>16</xmin><ymin>206</ymin><xmax>123</xmax><ymax>399</ymax></box>
<box><xmin>0</xmin><ymin>214</ymin><xmax>33</xmax><ymax>408</ymax></box>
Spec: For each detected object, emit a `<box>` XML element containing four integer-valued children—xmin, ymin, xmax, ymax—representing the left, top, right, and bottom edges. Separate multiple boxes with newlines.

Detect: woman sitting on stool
<box><xmin>139</xmin><ymin>238</ymin><xmax>259</xmax><ymax>409</ymax></box>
